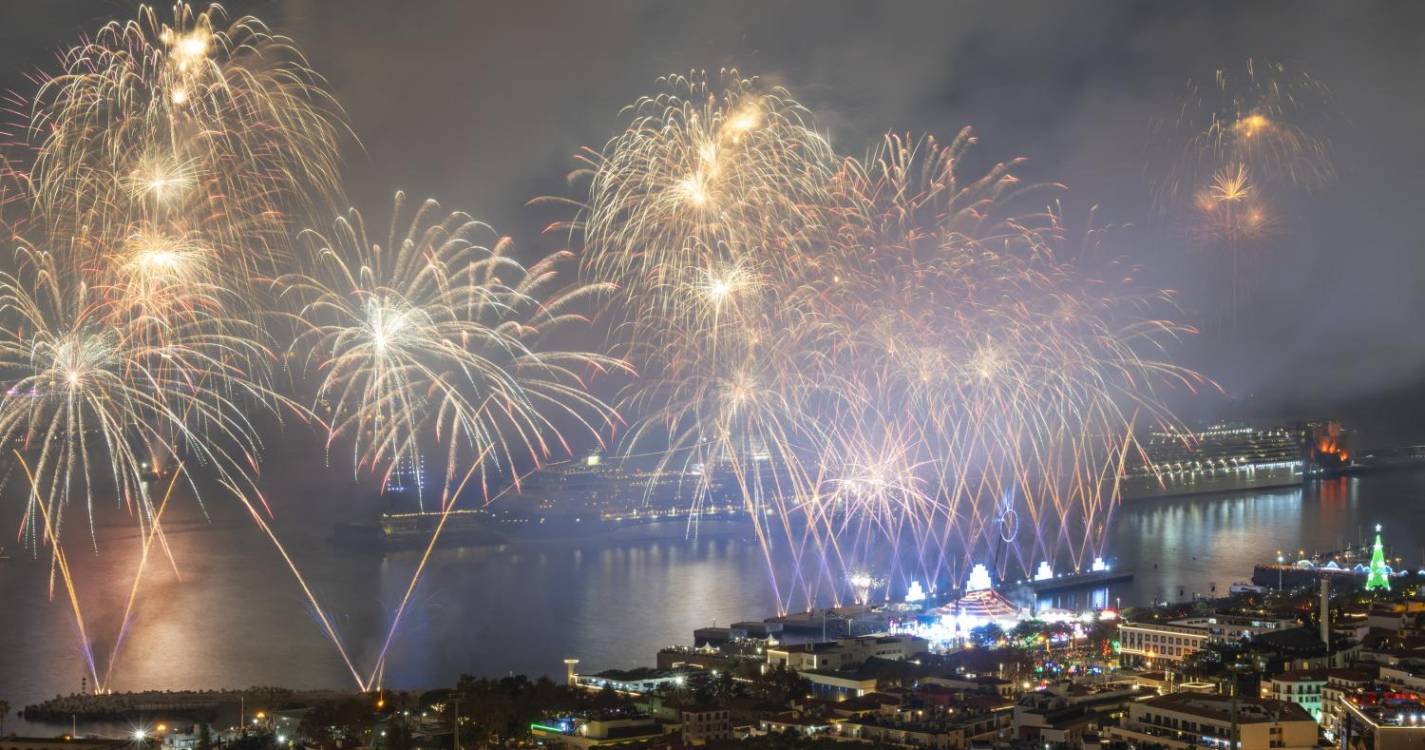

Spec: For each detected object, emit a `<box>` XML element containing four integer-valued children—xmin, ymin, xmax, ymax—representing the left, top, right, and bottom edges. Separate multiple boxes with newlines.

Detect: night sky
<box><xmin>4</xmin><ymin>1</ymin><xmax>1424</xmax><ymax>441</ymax></box>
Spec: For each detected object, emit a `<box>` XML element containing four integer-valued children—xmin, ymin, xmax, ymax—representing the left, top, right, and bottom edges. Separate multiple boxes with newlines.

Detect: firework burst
<box><xmin>1152</xmin><ymin>58</ymin><xmax>1336</xmax><ymax>209</ymax></box>
<box><xmin>566</xmin><ymin>69</ymin><xmax>836</xmax><ymax>343</ymax></box>
<box><xmin>575</xmin><ymin>78</ymin><xmax>1204</xmax><ymax>611</ymax></box>
<box><xmin>279</xmin><ymin>191</ymin><xmax>624</xmax><ymax>506</ymax></box>
<box><xmin>0</xmin><ymin>244</ymin><xmax>276</xmax><ymax>539</ymax></box>
<box><xmin>26</xmin><ymin>2</ymin><xmax>348</xmax><ymax>294</ymax></box>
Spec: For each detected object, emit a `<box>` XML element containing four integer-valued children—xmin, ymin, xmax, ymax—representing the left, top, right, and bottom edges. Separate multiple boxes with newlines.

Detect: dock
<box><xmin>1020</xmin><ymin>568</ymin><xmax>1133</xmax><ymax>595</ymax></box>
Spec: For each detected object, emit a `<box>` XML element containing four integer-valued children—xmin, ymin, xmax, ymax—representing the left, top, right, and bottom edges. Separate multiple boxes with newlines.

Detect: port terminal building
<box><xmin>1119</xmin><ymin>615</ymin><xmax>1298</xmax><ymax>666</ymax></box>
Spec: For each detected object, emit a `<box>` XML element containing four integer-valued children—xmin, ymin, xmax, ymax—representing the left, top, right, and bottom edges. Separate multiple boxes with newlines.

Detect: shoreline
<box><xmin>21</xmin><ymin>687</ymin><xmax>359</xmax><ymax>726</ymax></box>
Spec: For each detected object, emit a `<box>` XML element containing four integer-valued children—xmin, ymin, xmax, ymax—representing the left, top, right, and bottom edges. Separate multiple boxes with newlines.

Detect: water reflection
<box><xmin>2</xmin><ymin>472</ymin><xmax>1423</xmax><ymax>735</ymax></box>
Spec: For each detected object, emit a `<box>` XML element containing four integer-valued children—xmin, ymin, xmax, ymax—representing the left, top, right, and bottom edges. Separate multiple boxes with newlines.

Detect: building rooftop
<box><xmin>1345</xmin><ymin>692</ymin><xmax>1425</xmax><ymax>728</ymax></box>
<box><xmin>771</xmin><ymin>641</ymin><xmax>842</xmax><ymax>654</ymax></box>
<box><xmin>762</xmin><ymin>712</ymin><xmax>834</xmax><ymax>728</ymax></box>
<box><xmin>1272</xmin><ymin>666</ymin><xmax>1377</xmax><ymax>683</ymax></box>
<box><xmin>591</xmin><ymin>667</ymin><xmax>683</xmax><ymax>681</ymax></box>
<box><xmin>1143</xmin><ymin>692</ymin><xmax>1313</xmax><ymax>724</ymax></box>
<box><xmin>596</xmin><ymin>723</ymin><xmax>665</xmax><ymax>740</ymax></box>
<box><xmin>1254</xmin><ymin>626</ymin><xmax>1353</xmax><ymax>654</ymax></box>
<box><xmin>586</xmin><ymin>709</ymin><xmax>653</xmax><ymax>721</ymax></box>
<box><xmin>1333</xmin><ymin>665</ymin><xmax>1381</xmax><ymax>681</ymax></box>
<box><xmin>0</xmin><ymin>739</ymin><xmax>128</xmax><ymax>749</ymax></box>
<box><xmin>1270</xmin><ymin>669</ymin><xmax>1331</xmax><ymax>682</ymax></box>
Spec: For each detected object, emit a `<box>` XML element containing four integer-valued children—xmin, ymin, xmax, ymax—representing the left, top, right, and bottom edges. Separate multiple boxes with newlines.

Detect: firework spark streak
<box><xmin>1152</xmin><ymin>58</ymin><xmax>1336</xmax><ymax>209</ymax></box>
<box><xmin>1</xmin><ymin>1</ymin><xmax>1216</xmax><ymax>686</ymax></box>
<box><xmin>1151</xmin><ymin>59</ymin><xmax>1335</xmax><ymax>331</ymax></box>
<box><xmin>363</xmin><ymin>448</ymin><xmax>492</xmax><ymax>690</ymax></box>
<box><xmin>278</xmin><ymin>193</ymin><xmax>624</xmax><ymax>687</ymax></box>
<box><xmin>278</xmin><ymin>192</ymin><xmax>624</xmax><ymax>507</ymax></box>
<box><xmin>572</xmin><ymin>75</ymin><xmax>1205</xmax><ymax>612</ymax></box>
<box><xmin>13</xmin><ymin>451</ymin><xmax>101</xmax><ymax>691</ymax></box>
<box><xmin>104</xmin><ymin>463</ymin><xmax>186</xmax><ymax>690</ymax></box>
<box><xmin>0</xmin><ymin>2</ymin><xmax>353</xmax><ymax>689</ymax></box>
<box><xmin>4</xmin><ymin>2</ymin><xmax>624</xmax><ymax>690</ymax></box>
<box><xmin>26</xmin><ymin>2</ymin><xmax>347</xmax><ymax>292</ymax></box>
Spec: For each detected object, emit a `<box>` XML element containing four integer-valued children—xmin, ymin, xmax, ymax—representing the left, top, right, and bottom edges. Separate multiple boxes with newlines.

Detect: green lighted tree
<box><xmin>1366</xmin><ymin>524</ymin><xmax>1391</xmax><ymax>592</ymax></box>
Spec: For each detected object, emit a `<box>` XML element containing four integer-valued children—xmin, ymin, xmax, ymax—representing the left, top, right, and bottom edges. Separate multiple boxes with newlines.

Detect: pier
<box><xmin>21</xmin><ymin>688</ymin><xmax>355</xmax><ymax>724</ymax></box>
<box><xmin>1021</xmin><ymin>568</ymin><xmax>1134</xmax><ymax>595</ymax></box>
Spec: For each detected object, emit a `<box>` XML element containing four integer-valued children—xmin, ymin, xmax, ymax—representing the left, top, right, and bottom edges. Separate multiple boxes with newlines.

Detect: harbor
<box><xmin>7</xmin><ymin>456</ymin><xmax>1425</xmax><ymax>736</ymax></box>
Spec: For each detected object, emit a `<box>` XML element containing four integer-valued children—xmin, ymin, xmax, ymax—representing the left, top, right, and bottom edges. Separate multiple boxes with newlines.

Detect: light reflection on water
<box><xmin>2</xmin><ymin>472</ymin><xmax>1422</xmax><ymax>735</ymax></box>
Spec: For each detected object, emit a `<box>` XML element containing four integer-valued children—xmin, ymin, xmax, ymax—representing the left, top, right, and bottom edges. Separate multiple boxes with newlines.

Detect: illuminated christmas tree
<box><xmin>1365</xmin><ymin>524</ymin><xmax>1391</xmax><ymax>592</ymax></box>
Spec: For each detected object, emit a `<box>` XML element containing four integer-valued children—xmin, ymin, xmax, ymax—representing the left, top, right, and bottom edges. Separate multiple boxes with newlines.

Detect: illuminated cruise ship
<box><xmin>506</xmin><ymin>453</ymin><xmax>728</xmax><ymax>512</ymax></box>
<box><xmin>362</xmin><ymin>453</ymin><xmax>750</xmax><ymax>548</ymax></box>
<box><xmin>1120</xmin><ymin>420</ymin><xmax>1349</xmax><ymax>500</ymax></box>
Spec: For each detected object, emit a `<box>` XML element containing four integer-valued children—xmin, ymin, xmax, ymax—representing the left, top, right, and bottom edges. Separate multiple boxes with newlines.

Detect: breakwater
<box><xmin>21</xmin><ymin>687</ymin><xmax>355</xmax><ymax>724</ymax></box>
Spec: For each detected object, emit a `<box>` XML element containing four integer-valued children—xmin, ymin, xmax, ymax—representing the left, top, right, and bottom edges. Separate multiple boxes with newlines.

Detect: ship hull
<box><xmin>1120</xmin><ymin>464</ymin><xmax>1303</xmax><ymax>501</ymax></box>
<box><xmin>335</xmin><ymin>511</ymin><xmax>755</xmax><ymax>551</ymax></box>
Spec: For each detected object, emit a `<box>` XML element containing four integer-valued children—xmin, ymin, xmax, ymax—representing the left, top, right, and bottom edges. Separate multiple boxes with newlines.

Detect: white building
<box><xmin>1265</xmin><ymin>670</ymin><xmax>1329</xmax><ymax>722</ymax></box>
<box><xmin>1380</xmin><ymin>663</ymin><xmax>1425</xmax><ymax>693</ymax></box>
<box><xmin>800</xmin><ymin>669</ymin><xmax>882</xmax><ymax>700</ymax></box>
<box><xmin>1108</xmin><ymin>692</ymin><xmax>1317</xmax><ymax>750</ymax></box>
<box><xmin>530</xmin><ymin>715</ymin><xmax>670</xmax><ymax>749</ymax></box>
<box><xmin>766</xmin><ymin>634</ymin><xmax>928</xmax><ymax>672</ymax></box>
<box><xmin>575</xmin><ymin>668</ymin><xmax>690</xmax><ymax>694</ymax></box>
<box><xmin>1119</xmin><ymin>615</ymin><xmax>1297</xmax><ymax>665</ymax></box>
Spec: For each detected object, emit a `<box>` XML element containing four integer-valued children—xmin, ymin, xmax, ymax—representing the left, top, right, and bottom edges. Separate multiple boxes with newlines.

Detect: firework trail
<box><xmin>575</xmin><ymin>76</ymin><xmax>1204</xmax><ymax>612</ymax></box>
<box><xmin>0</xmin><ymin>2</ymin><xmax>350</xmax><ymax>689</ymax></box>
<box><xmin>0</xmin><ymin>0</ymin><xmax>1213</xmax><ymax>682</ymax></box>
<box><xmin>1152</xmin><ymin>58</ymin><xmax>1335</xmax><ymax>208</ymax></box>
<box><xmin>278</xmin><ymin>192</ymin><xmax>625</xmax><ymax>686</ymax></box>
<box><xmin>562</xmin><ymin>70</ymin><xmax>836</xmax><ymax>342</ymax></box>
<box><xmin>12</xmin><ymin>451</ymin><xmax>103</xmax><ymax>690</ymax></box>
<box><xmin>3</xmin><ymin>2</ymin><xmax>626</xmax><ymax>690</ymax></box>
<box><xmin>25</xmin><ymin>2</ymin><xmax>347</xmax><ymax>292</ymax></box>
<box><xmin>1151</xmin><ymin>59</ymin><xmax>1335</xmax><ymax>333</ymax></box>
<box><xmin>278</xmin><ymin>191</ymin><xmax>625</xmax><ymax>507</ymax></box>
<box><xmin>0</xmin><ymin>242</ymin><xmax>292</xmax><ymax>690</ymax></box>
<box><xmin>103</xmin><ymin>463</ymin><xmax>186</xmax><ymax>689</ymax></box>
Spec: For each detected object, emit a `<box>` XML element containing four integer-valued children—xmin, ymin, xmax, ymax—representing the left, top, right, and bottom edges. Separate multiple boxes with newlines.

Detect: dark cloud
<box><xmin>3</xmin><ymin>0</ymin><xmax>1424</xmax><ymax>439</ymax></box>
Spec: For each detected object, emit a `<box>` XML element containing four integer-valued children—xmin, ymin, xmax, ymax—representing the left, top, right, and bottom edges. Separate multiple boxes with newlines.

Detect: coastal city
<box><xmin>3</xmin><ymin>4</ymin><xmax>1424</xmax><ymax>750</ymax></box>
<box><xmin>10</xmin><ymin>516</ymin><xmax>1425</xmax><ymax>750</ymax></box>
